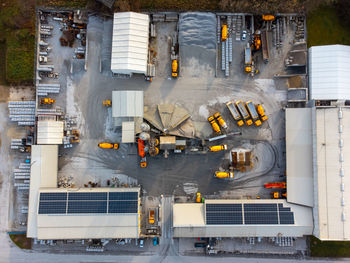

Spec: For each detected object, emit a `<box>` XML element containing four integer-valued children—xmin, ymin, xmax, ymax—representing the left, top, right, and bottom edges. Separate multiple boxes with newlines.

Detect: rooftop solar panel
<box><xmin>68</xmin><ymin>192</ymin><xmax>107</xmax><ymax>201</ymax></box>
<box><xmin>279</xmin><ymin>212</ymin><xmax>295</xmax><ymax>224</ymax></box>
<box><xmin>206</xmin><ymin>204</ymin><xmax>242</xmax><ymax>212</ymax></box>
<box><xmin>108</xmin><ymin>200</ymin><xmax>138</xmax><ymax>213</ymax></box>
<box><xmin>109</xmin><ymin>192</ymin><xmax>138</xmax><ymax>201</ymax></box>
<box><xmin>244</xmin><ymin>203</ymin><xmax>277</xmax><ymax>212</ymax></box>
<box><xmin>39</xmin><ymin>193</ymin><xmax>67</xmax><ymax>201</ymax></box>
<box><xmin>38</xmin><ymin>201</ymin><xmax>66</xmax><ymax>214</ymax></box>
<box><xmin>67</xmin><ymin>201</ymin><xmax>107</xmax><ymax>214</ymax></box>
<box><xmin>244</xmin><ymin>211</ymin><xmax>278</xmax><ymax>224</ymax></box>
<box><xmin>206</xmin><ymin>213</ymin><xmax>243</xmax><ymax>225</ymax></box>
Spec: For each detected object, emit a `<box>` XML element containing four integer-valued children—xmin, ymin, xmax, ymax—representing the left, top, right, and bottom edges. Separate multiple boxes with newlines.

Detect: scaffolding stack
<box><xmin>37</xmin><ymin>83</ymin><xmax>61</xmax><ymax>96</ymax></box>
<box><xmin>8</xmin><ymin>101</ymin><xmax>36</xmax><ymax>126</ymax></box>
<box><xmin>14</xmin><ymin>161</ymin><xmax>31</xmax><ymax>191</ymax></box>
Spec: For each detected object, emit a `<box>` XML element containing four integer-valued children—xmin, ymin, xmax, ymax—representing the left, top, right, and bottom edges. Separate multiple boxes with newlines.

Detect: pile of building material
<box><xmin>8</xmin><ymin>101</ymin><xmax>36</xmax><ymax>126</ymax></box>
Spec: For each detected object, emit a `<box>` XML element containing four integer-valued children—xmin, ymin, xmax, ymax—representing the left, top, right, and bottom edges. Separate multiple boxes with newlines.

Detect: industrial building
<box><xmin>27</xmin><ymin>145</ymin><xmax>141</xmax><ymax>240</ymax></box>
<box><xmin>173</xmin><ymin>199</ymin><xmax>313</xmax><ymax>238</ymax></box>
<box><xmin>111</xmin><ymin>12</ymin><xmax>150</xmax><ymax>76</ymax></box>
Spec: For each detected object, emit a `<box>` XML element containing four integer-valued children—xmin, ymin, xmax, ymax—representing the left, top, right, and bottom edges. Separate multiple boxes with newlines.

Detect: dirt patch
<box><xmin>9</xmin><ymin>234</ymin><xmax>32</xmax><ymax>249</ymax></box>
<box><xmin>0</xmin><ymin>86</ymin><xmax>9</xmax><ymax>103</ymax></box>
<box><xmin>287</xmin><ymin>76</ymin><xmax>302</xmax><ymax>89</ymax></box>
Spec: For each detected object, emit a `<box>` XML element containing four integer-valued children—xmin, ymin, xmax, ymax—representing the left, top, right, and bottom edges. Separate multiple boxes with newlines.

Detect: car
<box><xmin>241</xmin><ymin>30</ymin><xmax>247</xmax><ymax>41</ymax></box>
<box><xmin>139</xmin><ymin>239</ymin><xmax>144</xmax><ymax>248</ymax></box>
<box><xmin>194</xmin><ymin>242</ymin><xmax>208</xmax><ymax>248</ymax></box>
<box><xmin>153</xmin><ymin>237</ymin><xmax>159</xmax><ymax>246</ymax></box>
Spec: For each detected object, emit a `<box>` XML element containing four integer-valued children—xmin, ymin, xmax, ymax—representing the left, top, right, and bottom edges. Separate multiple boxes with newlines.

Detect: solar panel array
<box><xmin>38</xmin><ymin>192</ymin><xmax>138</xmax><ymax>215</ymax></box>
<box><xmin>205</xmin><ymin>203</ymin><xmax>295</xmax><ymax>225</ymax></box>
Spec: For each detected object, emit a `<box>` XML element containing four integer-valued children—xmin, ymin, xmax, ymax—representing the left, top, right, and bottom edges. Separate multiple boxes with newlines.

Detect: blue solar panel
<box><xmin>38</xmin><ymin>201</ymin><xmax>66</xmax><ymax>214</ymax></box>
<box><xmin>206</xmin><ymin>213</ymin><xmax>243</xmax><ymax>225</ymax></box>
<box><xmin>67</xmin><ymin>201</ymin><xmax>107</xmax><ymax>213</ymax></box>
<box><xmin>244</xmin><ymin>204</ymin><xmax>277</xmax><ymax>212</ymax></box>
<box><xmin>109</xmin><ymin>192</ymin><xmax>138</xmax><ymax>201</ymax></box>
<box><xmin>40</xmin><ymin>193</ymin><xmax>67</xmax><ymax>201</ymax></box>
<box><xmin>278</xmin><ymin>204</ymin><xmax>291</xmax><ymax>212</ymax></box>
<box><xmin>108</xmin><ymin>201</ymin><xmax>138</xmax><ymax>213</ymax></box>
<box><xmin>68</xmin><ymin>192</ymin><xmax>107</xmax><ymax>201</ymax></box>
<box><xmin>206</xmin><ymin>204</ymin><xmax>242</xmax><ymax>212</ymax></box>
<box><xmin>244</xmin><ymin>211</ymin><xmax>279</xmax><ymax>224</ymax></box>
<box><xmin>279</xmin><ymin>212</ymin><xmax>295</xmax><ymax>224</ymax></box>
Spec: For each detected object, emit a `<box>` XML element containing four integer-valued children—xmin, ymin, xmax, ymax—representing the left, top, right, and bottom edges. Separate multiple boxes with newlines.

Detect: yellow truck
<box><xmin>214</xmin><ymin>112</ymin><xmax>228</xmax><ymax>129</ymax></box>
<box><xmin>221</xmin><ymin>25</ymin><xmax>227</xmax><ymax>41</ymax></box>
<box><xmin>172</xmin><ymin>59</ymin><xmax>178</xmax><ymax>78</ymax></box>
<box><xmin>256</xmin><ymin>104</ymin><xmax>268</xmax><ymax>121</ymax></box>
<box><xmin>98</xmin><ymin>142</ymin><xmax>119</xmax><ymax>149</ymax></box>
<box><xmin>208</xmin><ymin>116</ymin><xmax>221</xmax><ymax>133</ymax></box>
<box><xmin>235</xmin><ymin>101</ymin><xmax>253</xmax><ymax>126</ymax></box>
<box><xmin>149</xmin><ymin>209</ymin><xmax>155</xmax><ymax>224</ymax></box>
<box><xmin>246</xmin><ymin>101</ymin><xmax>262</xmax><ymax>126</ymax></box>
<box><xmin>226</xmin><ymin>101</ymin><xmax>244</xmax><ymax>127</ymax></box>
<box><xmin>215</xmin><ymin>171</ymin><xmax>234</xmax><ymax>179</ymax></box>
<box><xmin>209</xmin><ymin>144</ymin><xmax>227</xmax><ymax>152</ymax></box>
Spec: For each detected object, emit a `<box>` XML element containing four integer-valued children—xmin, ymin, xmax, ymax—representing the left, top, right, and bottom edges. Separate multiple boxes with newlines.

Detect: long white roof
<box><xmin>286</xmin><ymin>108</ymin><xmax>313</xmax><ymax>207</ymax></box>
<box><xmin>112</xmin><ymin>90</ymin><xmax>143</xmax><ymax>118</ymax></box>
<box><xmin>111</xmin><ymin>12</ymin><xmax>149</xmax><ymax>75</ymax></box>
<box><xmin>173</xmin><ymin>199</ymin><xmax>313</xmax><ymax>238</ymax></box>
<box><xmin>309</xmin><ymin>45</ymin><xmax>350</xmax><ymax>100</ymax></box>
<box><xmin>313</xmin><ymin>107</ymin><xmax>350</xmax><ymax>240</ymax></box>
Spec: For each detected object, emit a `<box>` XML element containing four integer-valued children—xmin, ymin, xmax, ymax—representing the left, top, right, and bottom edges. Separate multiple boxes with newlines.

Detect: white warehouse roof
<box><xmin>27</xmin><ymin>145</ymin><xmax>58</xmax><ymax>238</ymax></box>
<box><xmin>313</xmin><ymin>107</ymin><xmax>350</xmax><ymax>240</ymax></box>
<box><xmin>37</xmin><ymin>121</ymin><xmax>64</xmax><ymax>144</ymax></box>
<box><xmin>173</xmin><ymin>199</ymin><xmax>313</xmax><ymax>238</ymax></box>
<box><xmin>112</xmin><ymin>90</ymin><xmax>143</xmax><ymax>118</ymax></box>
<box><xmin>285</xmin><ymin>108</ymin><xmax>313</xmax><ymax>207</ymax></box>
<box><xmin>111</xmin><ymin>12</ymin><xmax>149</xmax><ymax>75</ymax></box>
<box><xmin>309</xmin><ymin>45</ymin><xmax>350</xmax><ymax>100</ymax></box>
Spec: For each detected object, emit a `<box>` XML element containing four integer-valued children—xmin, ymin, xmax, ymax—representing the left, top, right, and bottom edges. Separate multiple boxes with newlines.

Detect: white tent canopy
<box><xmin>111</xmin><ymin>12</ymin><xmax>149</xmax><ymax>75</ymax></box>
<box><xmin>309</xmin><ymin>45</ymin><xmax>350</xmax><ymax>100</ymax></box>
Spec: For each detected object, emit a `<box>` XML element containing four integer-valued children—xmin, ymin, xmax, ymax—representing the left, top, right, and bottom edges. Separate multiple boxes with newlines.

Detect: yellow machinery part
<box><xmin>140</xmin><ymin>161</ymin><xmax>147</xmax><ymax>168</ymax></box>
<box><xmin>245</xmin><ymin>66</ymin><xmax>252</xmax><ymax>73</ymax></box>
<box><xmin>237</xmin><ymin>120</ymin><xmax>244</xmax><ymax>127</ymax></box>
<box><xmin>214</xmin><ymin>112</ymin><xmax>228</xmax><ymax>129</ymax></box>
<box><xmin>172</xmin><ymin>60</ymin><xmax>178</xmax><ymax>78</ymax></box>
<box><xmin>255</xmin><ymin>120</ymin><xmax>262</xmax><ymax>126</ymax></box>
<box><xmin>246</xmin><ymin>119</ymin><xmax>253</xmax><ymax>126</ymax></box>
<box><xmin>221</xmin><ymin>25</ymin><xmax>227</xmax><ymax>41</ymax></box>
<box><xmin>262</xmin><ymin>15</ymin><xmax>275</xmax><ymax>21</ymax></box>
<box><xmin>208</xmin><ymin>116</ymin><xmax>221</xmax><ymax>133</ymax></box>
<box><xmin>195</xmin><ymin>193</ymin><xmax>201</xmax><ymax>203</ymax></box>
<box><xmin>103</xmin><ymin>100</ymin><xmax>111</xmax><ymax>107</ymax></box>
<box><xmin>98</xmin><ymin>142</ymin><xmax>119</xmax><ymax>149</ymax></box>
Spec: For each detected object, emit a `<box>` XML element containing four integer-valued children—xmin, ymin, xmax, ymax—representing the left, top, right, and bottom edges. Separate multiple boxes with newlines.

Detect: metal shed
<box><xmin>111</xmin><ymin>12</ymin><xmax>150</xmax><ymax>75</ymax></box>
<box><xmin>37</xmin><ymin>121</ymin><xmax>64</xmax><ymax>144</ymax></box>
<box><xmin>112</xmin><ymin>90</ymin><xmax>143</xmax><ymax>119</ymax></box>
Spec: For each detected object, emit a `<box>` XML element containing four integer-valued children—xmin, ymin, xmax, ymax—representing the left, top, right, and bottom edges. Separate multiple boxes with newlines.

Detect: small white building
<box><xmin>111</xmin><ymin>12</ymin><xmax>150</xmax><ymax>76</ymax></box>
<box><xmin>37</xmin><ymin>120</ymin><xmax>64</xmax><ymax>144</ymax></box>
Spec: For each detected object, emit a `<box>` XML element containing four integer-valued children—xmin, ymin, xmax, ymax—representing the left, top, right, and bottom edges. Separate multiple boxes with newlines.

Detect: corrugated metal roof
<box><xmin>122</xmin><ymin>121</ymin><xmax>135</xmax><ymax>143</ymax></box>
<box><xmin>286</xmin><ymin>108</ymin><xmax>313</xmax><ymax>207</ymax></box>
<box><xmin>173</xmin><ymin>199</ymin><xmax>313</xmax><ymax>238</ymax></box>
<box><xmin>37</xmin><ymin>121</ymin><xmax>64</xmax><ymax>144</ymax></box>
<box><xmin>111</xmin><ymin>12</ymin><xmax>149</xmax><ymax>75</ymax></box>
<box><xmin>313</xmin><ymin>108</ymin><xmax>350</xmax><ymax>240</ymax></box>
<box><xmin>309</xmin><ymin>45</ymin><xmax>350</xmax><ymax>100</ymax></box>
<box><xmin>27</xmin><ymin>145</ymin><xmax>58</xmax><ymax>238</ymax></box>
<box><xmin>112</xmin><ymin>90</ymin><xmax>143</xmax><ymax>118</ymax></box>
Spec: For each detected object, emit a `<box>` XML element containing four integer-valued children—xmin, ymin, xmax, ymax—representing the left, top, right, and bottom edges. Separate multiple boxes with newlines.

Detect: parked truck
<box><xmin>171</xmin><ymin>59</ymin><xmax>178</xmax><ymax>78</ymax></box>
<box><xmin>214</xmin><ymin>112</ymin><xmax>228</xmax><ymax>129</ymax></box>
<box><xmin>246</xmin><ymin>101</ymin><xmax>262</xmax><ymax>126</ymax></box>
<box><xmin>244</xmin><ymin>46</ymin><xmax>252</xmax><ymax>73</ymax></box>
<box><xmin>208</xmin><ymin>116</ymin><xmax>221</xmax><ymax>133</ymax></box>
<box><xmin>256</xmin><ymin>104</ymin><xmax>268</xmax><ymax>121</ymax></box>
<box><xmin>209</xmin><ymin>145</ymin><xmax>227</xmax><ymax>152</ymax></box>
<box><xmin>235</xmin><ymin>101</ymin><xmax>253</xmax><ymax>126</ymax></box>
<box><xmin>98</xmin><ymin>142</ymin><xmax>119</xmax><ymax>149</ymax></box>
<box><xmin>261</xmin><ymin>30</ymin><xmax>269</xmax><ymax>63</ymax></box>
<box><xmin>215</xmin><ymin>171</ymin><xmax>234</xmax><ymax>179</ymax></box>
<box><xmin>226</xmin><ymin>101</ymin><xmax>244</xmax><ymax>127</ymax></box>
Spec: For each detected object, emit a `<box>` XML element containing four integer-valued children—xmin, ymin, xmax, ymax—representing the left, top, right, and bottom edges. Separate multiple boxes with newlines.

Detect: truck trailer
<box><xmin>246</xmin><ymin>101</ymin><xmax>262</xmax><ymax>126</ymax></box>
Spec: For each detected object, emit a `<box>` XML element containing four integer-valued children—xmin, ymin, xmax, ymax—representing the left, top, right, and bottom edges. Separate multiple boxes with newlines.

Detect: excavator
<box><xmin>40</xmin><ymin>98</ymin><xmax>55</xmax><ymax>105</ymax></box>
<box><xmin>98</xmin><ymin>142</ymin><xmax>119</xmax><ymax>149</ymax></box>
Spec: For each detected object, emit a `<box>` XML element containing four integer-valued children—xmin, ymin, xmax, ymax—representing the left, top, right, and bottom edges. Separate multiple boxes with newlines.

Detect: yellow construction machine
<box><xmin>208</xmin><ymin>116</ymin><xmax>221</xmax><ymax>133</ymax></box>
<box><xmin>40</xmin><ymin>98</ymin><xmax>55</xmax><ymax>105</ymax></box>
<box><xmin>262</xmin><ymin>15</ymin><xmax>275</xmax><ymax>21</ymax></box>
<box><xmin>256</xmin><ymin>104</ymin><xmax>268</xmax><ymax>121</ymax></box>
<box><xmin>221</xmin><ymin>25</ymin><xmax>228</xmax><ymax>41</ymax></box>
<box><xmin>214</xmin><ymin>112</ymin><xmax>228</xmax><ymax>129</ymax></box>
<box><xmin>98</xmin><ymin>142</ymin><xmax>119</xmax><ymax>149</ymax></box>
<box><xmin>103</xmin><ymin>100</ymin><xmax>111</xmax><ymax>107</ymax></box>
<box><xmin>196</xmin><ymin>193</ymin><xmax>202</xmax><ymax>203</ymax></box>
<box><xmin>214</xmin><ymin>171</ymin><xmax>234</xmax><ymax>179</ymax></box>
<box><xmin>209</xmin><ymin>145</ymin><xmax>228</xmax><ymax>152</ymax></box>
<box><xmin>172</xmin><ymin>59</ymin><xmax>178</xmax><ymax>78</ymax></box>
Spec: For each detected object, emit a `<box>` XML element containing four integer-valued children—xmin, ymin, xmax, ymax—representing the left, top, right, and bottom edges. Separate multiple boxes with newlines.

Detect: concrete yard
<box><xmin>55</xmin><ymin>14</ymin><xmax>291</xmax><ymax>198</ymax></box>
<box><xmin>0</xmin><ymin>10</ymin><xmax>313</xmax><ymax>259</ymax></box>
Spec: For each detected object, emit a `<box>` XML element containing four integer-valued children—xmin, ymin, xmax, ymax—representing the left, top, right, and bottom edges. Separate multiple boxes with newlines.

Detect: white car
<box><xmin>241</xmin><ymin>30</ymin><xmax>247</xmax><ymax>41</ymax></box>
<box><xmin>139</xmin><ymin>239</ymin><xmax>144</xmax><ymax>248</ymax></box>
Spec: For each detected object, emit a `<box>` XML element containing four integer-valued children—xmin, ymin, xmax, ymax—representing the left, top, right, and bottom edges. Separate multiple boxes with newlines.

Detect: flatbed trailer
<box><xmin>261</xmin><ymin>30</ymin><xmax>269</xmax><ymax>63</ymax></box>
